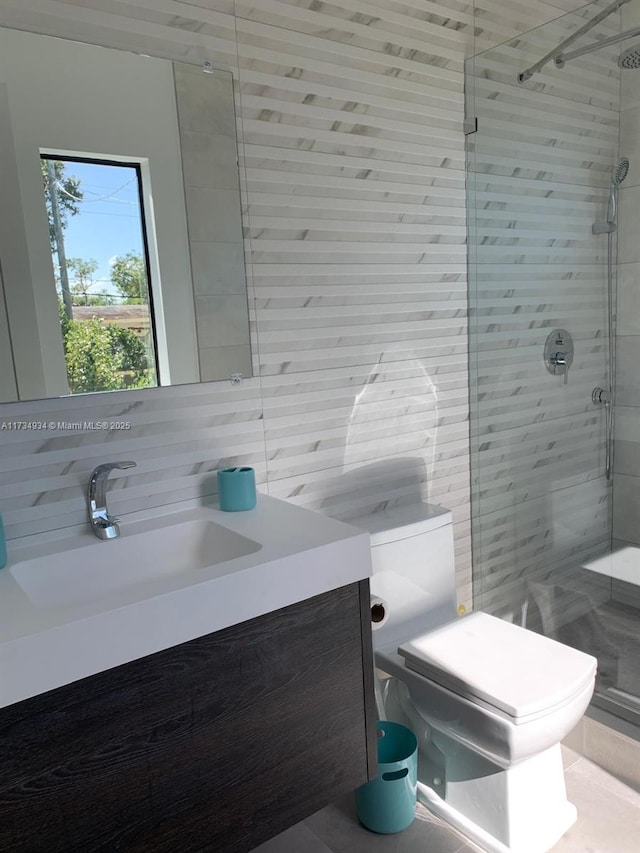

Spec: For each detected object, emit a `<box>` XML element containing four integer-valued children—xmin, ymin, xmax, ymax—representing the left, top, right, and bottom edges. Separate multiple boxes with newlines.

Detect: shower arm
<box><xmin>555</xmin><ymin>24</ymin><xmax>640</xmax><ymax>65</ymax></box>
<box><xmin>518</xmin><ymin>0</ymin><xmax>630</xmax><ymax>83</ymax></box>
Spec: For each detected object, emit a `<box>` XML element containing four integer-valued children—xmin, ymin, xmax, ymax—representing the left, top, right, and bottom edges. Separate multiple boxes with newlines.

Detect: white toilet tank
<box><xmin>351</xmin><ymin>502</ymin><xmax>458</xmax><ymax>652</ymax></box>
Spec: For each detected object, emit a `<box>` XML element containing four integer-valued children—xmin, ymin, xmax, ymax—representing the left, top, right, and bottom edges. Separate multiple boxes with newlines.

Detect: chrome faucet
<box><xmin>87</xmin><ymin>461</ymin><xmax>136</xmax><ymax>540</ymax></box>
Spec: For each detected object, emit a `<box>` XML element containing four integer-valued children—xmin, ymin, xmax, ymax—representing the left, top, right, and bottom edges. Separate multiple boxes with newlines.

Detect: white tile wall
<box><xmin>617</xmin><ymin>263</ymin><xmax>640</xmax><ymax>335</ymax></box>
<box><xmin>0</xmin><ymin>0</ymin><xmax>612</xmax><ymax>609</ymax></box>
<box><xmin>620</xmin><ymin>0</ymin><xmax>640</xmax><ymax>111</ymax></box>
<box><xmin>619</xmin><ymin>106</ymin><xmax>640</xmax><ymax>183</ymax></box>
<box><xmin>472</xmin><ymin>0</ymin><xmax>617</xmax><ymax>55</ymax></box>
<box><xmin>618</xmin><ymin>185</ymin><xmax>640</xmax><ymax>264</ymax></box>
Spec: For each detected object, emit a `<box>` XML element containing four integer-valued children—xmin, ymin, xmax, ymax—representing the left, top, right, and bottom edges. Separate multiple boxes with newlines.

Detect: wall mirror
<box><xmin>0</xmin><ymin>26</ymin><xmax>251</xmax><ymax>404</ymax></box>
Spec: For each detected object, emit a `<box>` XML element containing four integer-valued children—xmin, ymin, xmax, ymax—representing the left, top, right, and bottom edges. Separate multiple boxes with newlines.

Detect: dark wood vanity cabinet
<box><xmin>0</xmin><ymin>581</ymin><xmax>377</xmax><ymax>853</ymax></box>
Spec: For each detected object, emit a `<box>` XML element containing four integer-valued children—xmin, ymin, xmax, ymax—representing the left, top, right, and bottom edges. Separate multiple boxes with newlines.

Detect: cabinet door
<box><xmin>0</xmin><ymin>581</ymin><xmax>376</xmax><ymax>853</ymax></box>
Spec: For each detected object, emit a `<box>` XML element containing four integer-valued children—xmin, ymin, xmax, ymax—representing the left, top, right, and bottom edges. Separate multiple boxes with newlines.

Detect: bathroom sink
<box><xmin>0</xmin><ymin>495</ymin><xmax>371</xmax><ymax>709</ymax></box>
<box><xmin>11</xmin><ymin>517</ymin><xmax>261</xmax><ymax>609</ymax></box>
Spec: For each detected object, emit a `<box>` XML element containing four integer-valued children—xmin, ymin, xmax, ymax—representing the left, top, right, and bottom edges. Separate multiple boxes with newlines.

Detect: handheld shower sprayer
<box><xmin>607</xmin><ymin>158</ymin><xmax>630</xmax><ymax>226</ymax></box>
<box><xmin>593</xmin><ymin>158</ymin><xmax>630</xmax><ymax>234</ymax></box>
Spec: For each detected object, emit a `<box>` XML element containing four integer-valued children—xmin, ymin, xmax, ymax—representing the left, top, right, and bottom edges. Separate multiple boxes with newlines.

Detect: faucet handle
<box><xmin>87</xmin><ymin>462</ymin><xmax>136</xmax><ymax>540</ymax></box>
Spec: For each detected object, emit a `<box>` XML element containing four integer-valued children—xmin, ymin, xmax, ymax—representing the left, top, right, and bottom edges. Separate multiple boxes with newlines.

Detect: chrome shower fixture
<box><xmin>517</xmin><ymin>0</ymin><xmax>639</xmax><ymax>83</ymax></box>
<box><xmin>612</xmin><ymin>157</ymin><xmax>630</xmax><ymax>186</ymax></box>
<box><xmin>593</xmin><ymin>157</ymin><xmax>630</xmax><ymax>234</ymax></box>
<box><xmin>593</xmin><ymin>157</ymin><xmax>630</xmax><ymax>480</ymax></box>
<box><xmin>619</xmin><ymin>43</ymin><xmax>640</xmax><ymax>68</ymax></box>
<box><xmin>607</xmin><ymin>157</ymin><xmax>629</xmax><ymax>228</ymax></box>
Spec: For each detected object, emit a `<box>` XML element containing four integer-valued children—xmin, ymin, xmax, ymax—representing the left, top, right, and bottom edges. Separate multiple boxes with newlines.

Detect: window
<box><xmin>41</xmin><ymin>155</ymin><xmax>159</xmax><ymax>394</ymax></box>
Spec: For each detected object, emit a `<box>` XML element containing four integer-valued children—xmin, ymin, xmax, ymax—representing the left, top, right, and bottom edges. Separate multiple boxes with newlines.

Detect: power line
<box><xmin>54</xmin><ymin>174</ymin><xmax>138</xmax><ymax>204</ymax></box>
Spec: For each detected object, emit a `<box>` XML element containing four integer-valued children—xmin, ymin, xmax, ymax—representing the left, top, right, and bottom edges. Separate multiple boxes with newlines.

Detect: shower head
<box><xmin>612</xmin><ymin>158</ymin><xmax>630</xmax><ymax>185</ymax></box>
<box><xmin>600</xmin><ymin>158</ymin><xmax>630</xmax><ymax>228</ymax></box>
<box><xmin>619</xmin><ymin>43</ymin><xmax>640</xmax><ymax>69</ymax></box>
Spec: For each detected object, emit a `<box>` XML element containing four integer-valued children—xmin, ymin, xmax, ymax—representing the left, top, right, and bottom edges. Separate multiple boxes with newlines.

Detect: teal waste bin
<box><xmin>355</xmin><ymin>720</ymin><xmax>418</xmax><ymax>834</ymax></box>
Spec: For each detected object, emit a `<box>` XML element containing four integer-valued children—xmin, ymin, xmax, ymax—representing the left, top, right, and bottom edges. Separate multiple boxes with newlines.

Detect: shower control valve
<box><xmin>544</xmin><ymin>329</ymin><xmax>574</xmax><ymax>385</ymax></box>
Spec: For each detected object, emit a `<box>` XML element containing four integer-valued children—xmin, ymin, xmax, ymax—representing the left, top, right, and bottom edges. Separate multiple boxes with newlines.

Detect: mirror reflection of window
<box><xmin>0</xmin><ymin>28</ymin><xmax>251</xmax><ymax>403</ymax></box>
<box><xmin>40</xmin><ymin>155</ymin><xmax>159</xmax><ymax>395</ymax></box>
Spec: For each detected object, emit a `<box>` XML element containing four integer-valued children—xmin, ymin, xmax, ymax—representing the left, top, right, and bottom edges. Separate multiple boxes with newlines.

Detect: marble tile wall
<box><xmin>614</xmin><ymin>0</ymin><xmax>640</xmax><ymax>549</ymax></box>
<box><xmin>467</xmin><ymin>3</ymin><xmax>620</xmax><ymax>623</ymax></box>
<box><xmin>0</xmin><ymin>0</ymin><xmax>612</xmax><ymax>609</ymax></box>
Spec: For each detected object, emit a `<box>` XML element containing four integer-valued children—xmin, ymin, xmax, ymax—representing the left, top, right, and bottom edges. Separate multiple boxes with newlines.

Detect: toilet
<box><xmin>352</xmin><ymin>501</ymin><xmax>596</xmax><ymax>853</ymax></box>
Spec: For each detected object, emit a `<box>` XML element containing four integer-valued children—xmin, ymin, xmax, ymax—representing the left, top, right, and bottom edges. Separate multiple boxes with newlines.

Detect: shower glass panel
<box><xmin>466</xmin><ymin>0</ymin><xmax>640</xmax><ymax>725</ymax></box>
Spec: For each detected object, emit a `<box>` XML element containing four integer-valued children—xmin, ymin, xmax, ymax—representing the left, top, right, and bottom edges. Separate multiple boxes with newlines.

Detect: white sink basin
<box><xmin>0</xmin><ymin>495</ymin><xmax>371</xmax><ymax>709</ymax></box>
<box><xmin>11</xmin><ymin>518</ymin><xmax>261</xmax><ymax>609</ymax></box>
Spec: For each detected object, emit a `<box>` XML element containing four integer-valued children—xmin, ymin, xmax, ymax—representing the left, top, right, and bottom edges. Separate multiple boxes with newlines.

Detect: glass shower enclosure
<box><xmin>466</xmin><ymin>0</ymin><xmax>640</xmax><ymax>726</ymax></box>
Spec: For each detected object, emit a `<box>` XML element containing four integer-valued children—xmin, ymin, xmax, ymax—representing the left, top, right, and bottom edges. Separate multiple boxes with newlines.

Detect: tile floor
<box><xmin>252</xmin><ymin>747</ymin><xmax>640</xmax><ymax>853</ymax></box>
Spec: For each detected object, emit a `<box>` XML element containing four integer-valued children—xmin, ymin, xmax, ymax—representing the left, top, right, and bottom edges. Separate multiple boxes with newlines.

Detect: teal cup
<box><xmin>355</xmin><ymin>721</ymin><xmax>418</xmax><ymax>834</ymax></box>
<box><xmin>217</xmin><ymin>467</ymin><xmax>257</xmax><ymax>512</ymax></box>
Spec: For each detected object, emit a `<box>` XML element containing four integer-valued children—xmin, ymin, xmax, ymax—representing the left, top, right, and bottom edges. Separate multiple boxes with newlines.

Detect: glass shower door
<box><xmin>465</xmin><ymin>3</ymin><xmax>640</xmax><ymax>724</ymax></box>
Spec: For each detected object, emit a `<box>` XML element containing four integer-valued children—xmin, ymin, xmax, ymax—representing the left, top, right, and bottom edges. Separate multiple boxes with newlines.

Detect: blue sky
<box><xmin>53</xmin><ymin>160</ymin><xmax>145</xmax><ymax>296</ymax></box>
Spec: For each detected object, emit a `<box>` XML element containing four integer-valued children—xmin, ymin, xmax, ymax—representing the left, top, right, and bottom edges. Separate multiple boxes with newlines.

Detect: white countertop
<box><xmin>0</xmin><ymin>495</ymin><xmax>371</xmax><ymax>709</ymax></box>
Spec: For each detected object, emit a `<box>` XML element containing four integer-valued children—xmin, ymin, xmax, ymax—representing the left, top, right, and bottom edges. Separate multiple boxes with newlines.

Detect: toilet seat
<box><xmin>398</xmin><ymin>611</ymin><xmax>597</xmax><ymax>724</ymax></box>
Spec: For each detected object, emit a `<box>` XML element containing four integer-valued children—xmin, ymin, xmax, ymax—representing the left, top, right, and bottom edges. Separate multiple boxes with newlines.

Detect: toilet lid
<box><xmin>398</xmin><ymin>612</ymin><xmax>597</xmax><ymax>721</ymax></box>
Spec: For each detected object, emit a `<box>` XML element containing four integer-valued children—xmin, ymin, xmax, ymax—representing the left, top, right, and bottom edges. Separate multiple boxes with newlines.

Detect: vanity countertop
<box><xmin>0</xmin><ymin>495</ymin><xmax>371</xmax><ymax>709</ymax></box>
